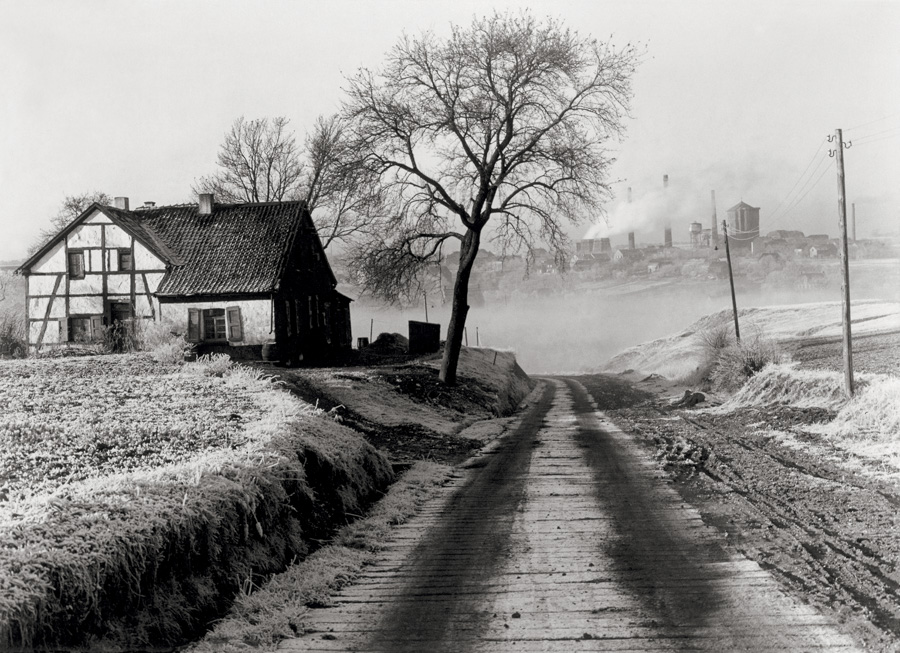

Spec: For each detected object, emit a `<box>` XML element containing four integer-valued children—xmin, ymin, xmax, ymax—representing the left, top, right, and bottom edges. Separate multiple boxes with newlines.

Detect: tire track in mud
<box><xmin>349</xmin><ymin>382</ymin><xmax>556</xmax><ymax>652</ymax></box>
<box><xmin>608</xmin><ymin>395</ymin><xmax>900</xmax><ymax>651</ymax></box>
<box><xmin>564</xmin><ymin>378</ymin><xmax>730</xmax><ymax>633</ymax></box>
<box><xmin>694</xmin><ymin>430</ymin><xmax>900</xmax><ymax>643</ymax></box>
<box><xmin>567</xmin><ymin>377</ymin><xmax>857</xmax><ymax>650</ymax></box>
<box><xmin>281</xmin><ymin>376</ymin><xmax>857</xmax><ymax>652</ymax></box>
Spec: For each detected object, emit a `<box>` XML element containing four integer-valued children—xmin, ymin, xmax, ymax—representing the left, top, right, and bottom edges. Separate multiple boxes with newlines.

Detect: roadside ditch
<box><xmin>0</xmin><ymin>347</ymin><xmax>533</xmax><ymax>653</ymax></box>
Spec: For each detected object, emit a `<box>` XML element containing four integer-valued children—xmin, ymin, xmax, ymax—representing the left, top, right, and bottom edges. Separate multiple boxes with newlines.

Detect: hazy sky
<box><xmin>1</xmin><ymin>0</ymin><xmax>898</xmax><ymax>261</ymax></box>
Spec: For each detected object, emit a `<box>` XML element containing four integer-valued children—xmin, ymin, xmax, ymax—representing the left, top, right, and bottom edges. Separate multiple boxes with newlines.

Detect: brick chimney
<box><xmin>663</xmin><ymin>174</ymin><xmax>672</xmax><ymax>248</ymax></box>
<box><xmin>199</xmin><ymin>193</ymin><xmax>214</xmax><ymax>215</ymax></box>
<box><xmin>113</xmin><ymin>197</ymin><xmax>129</xmax><ymax>210</ymax></box>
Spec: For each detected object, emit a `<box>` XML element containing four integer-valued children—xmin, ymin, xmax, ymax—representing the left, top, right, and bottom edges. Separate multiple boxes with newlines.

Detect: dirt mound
<box><xmin>369</xmin><ymin>332</ymin><xmax>409</xmax><ymax>354</ymax></box>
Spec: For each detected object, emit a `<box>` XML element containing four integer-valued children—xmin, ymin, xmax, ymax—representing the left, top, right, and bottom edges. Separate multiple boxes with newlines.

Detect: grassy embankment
<box><xmin>0</xmin><ymin>353</ymin><xmax>393</xmax><ymax>651</ymax></box>
<box><xmin>187</xmin><ymin>345</ymin><xmax>536</xmax><ymax>652</ymax></box>
<box><xmin>270</xmin><ymin>346</ymin><xmax>535</xmax><ymax>463</ymax></box>
<box><xmin>0</xmin><ymin>345</ymin><xmax>534</xmax><ymax>651</ymax></box>
<box><xmin>603</xmin><ymin>300</ymin><xmax>900</xmax><ymax>472</ymax></box>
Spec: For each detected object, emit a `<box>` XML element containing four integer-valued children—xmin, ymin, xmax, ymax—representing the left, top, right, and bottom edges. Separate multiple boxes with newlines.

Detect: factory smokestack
<box><xmin>663</xmin><ymin>174</ymin><xmax>672</xmax><ymax>248</ymax></box>
<box><xmin>626</xmin><ymin>187</ymin><xmax>635</xmax><ymax>249</ymax></box>
<box><xmin>852</xmin><ymin>203</ymin><xmax>856</xmax><ymax>241</ymax></box>
<box><xmin>710</xmin><ymin>190</ymin><xmax>719</xmax><ymax>248</ymax></box>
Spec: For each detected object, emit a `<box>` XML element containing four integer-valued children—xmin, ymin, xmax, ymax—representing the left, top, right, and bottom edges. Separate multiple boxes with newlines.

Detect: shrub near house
<box><xmin>17</xmin><ymin>195</ymin><xmax>352</xmax><ymax>363</ymax></box>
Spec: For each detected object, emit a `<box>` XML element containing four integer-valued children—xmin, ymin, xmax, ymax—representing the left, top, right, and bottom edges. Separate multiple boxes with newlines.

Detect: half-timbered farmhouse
<box><xmin>17</xmin><ymin>195</ymin><xmax>352</xmax><ymax>363</ymax></box>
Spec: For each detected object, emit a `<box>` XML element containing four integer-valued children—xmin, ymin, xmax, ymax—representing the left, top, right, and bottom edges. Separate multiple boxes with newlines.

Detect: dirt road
<box><xmin>280</xmin><ymin>376</ymin><xmax>859</xmax><ymax>652</ymax></box>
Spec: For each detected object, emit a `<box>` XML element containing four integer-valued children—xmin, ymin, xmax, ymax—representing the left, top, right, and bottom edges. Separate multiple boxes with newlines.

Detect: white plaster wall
<box><xmin>69</xmin><ymin>276</ymin><xmax>104</xmax><ymax>295</ymax></box>
<box><xmin>104</xmin><ymin>224</ymin><xmax>131</xmax><ymax>248</ymax></box>
<box><xmin>135</xmin><ymin>293</ymin><xmax>155</xmax><ymax>318</ymax></box>
<box><xmin>107</xmin><ymin>274</ymin><xmax>131</xmax><ymax>294</ymax></box>
<box><xmin>134</xmin><ymin>241</ymin><xmax>165</xmax><ymax>270</ymax></box>
<box><xmin>29</xmin><ymin>296</ymin><xmax>65</xmax><ymax>319</ymax></box>
<box><xmin>30</xmin><ymin>320</ymin><xmax>63</xmax><ymax>346</ymax></box>
<box><xmin>70</xmin><ymin>296</ymin><xmax>104</xmax><ymax>314</ymax></box>
<box><xmin>89</xmin><ymin>249</ymin><xmax>103</xmax><ymax>272</ymax></box>
<box><xmin>67</xmin><ymin>224</ymin><xmax>103</xmax><ymax>248</ymax></box>
<box><xmin>27</xmin><ymin>274</ymin><xmax>64</xmax><ymax>295</ymax></box>
<box><xmin>162</xmin><ymin>299</ymin><xmax>273</xmax><ymax>345</ymax></box>
<box><xmin>144</xmin><ymin>272</ymin><xmax>165</xmax><ymax>292</ymax></box>
<box><xmin>32</xmin><ymin>242</ymin><xmax>66</xmax><ymax>273</ymax></box>
<box><xmin>83</xmin><ymin>210</ymin><xmax>112</xmax><ymax>224</ymax></box>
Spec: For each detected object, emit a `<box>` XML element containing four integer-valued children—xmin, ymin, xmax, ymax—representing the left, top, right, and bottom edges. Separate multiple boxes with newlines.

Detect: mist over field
<box><xmin>350</xmin><ymin>260</ymin><xmax>900</xmax><ymax>375</ymax></box>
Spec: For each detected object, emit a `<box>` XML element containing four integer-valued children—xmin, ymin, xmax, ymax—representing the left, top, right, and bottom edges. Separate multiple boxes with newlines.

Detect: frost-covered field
<box><xmin>0</xmin><ymin>354</ymin><xmax>273</xmax><ymax>499</ymax></box>
<box><xmin>0</xmin><ymin>353</ymin><xmax>392</xmax><ymax>651</ymax></box>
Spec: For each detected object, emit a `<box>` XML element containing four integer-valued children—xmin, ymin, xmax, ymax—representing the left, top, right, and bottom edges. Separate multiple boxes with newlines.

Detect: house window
<box><xmin>203</xmin><ymin>308</ymin><xmax>227</xmax><ymax>341</ymax></box>
<box><xmin>68</xmin><ymin>315</ymin><xmax>104</xmax><ymax>343</ymax></box>
<box><xmin>187</xmin><ymin>307</ymin><xmax>242</xmax><ymax>343</ymax></box>
<box><xmin>71</xmin><ymin>317</ymin><xmax>91</xmax><ymax>342</ymax></box>
<box><xmin>118</xmin><ymin>249</ymin><xmax>133</xmax><ymax>271</ymax></box>
<box><xmin>68</xmin><ymin>250</ymin><xmax>85</xmax><ymax>279</ymax></box>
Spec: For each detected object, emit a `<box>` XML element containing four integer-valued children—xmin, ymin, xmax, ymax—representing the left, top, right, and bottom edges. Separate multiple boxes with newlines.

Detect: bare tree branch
<box><xmin>343</xmin><ymin>10</ymin><xmax>640</xmax><ymax>383</ymax></box>
<box><xmin>193</xmin><ymin>116</ymin><xmax>303</xmax><ymax>204</ymax></box>
<box><xmin>28</xmin><ymin>191</ymin><xmax>112</xmax><ymax>256</ymax></box>
<box><xmin>195</xmin><ymin>114</ymin><xmax>379</xmax><ymax>250</ymax></box>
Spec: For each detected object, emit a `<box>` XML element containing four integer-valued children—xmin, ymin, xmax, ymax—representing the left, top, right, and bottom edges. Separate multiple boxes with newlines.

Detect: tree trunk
<box><xmin>440</xmin><ymin>229</ymin><xmax>480</xmax><ymax>385</ymax></box>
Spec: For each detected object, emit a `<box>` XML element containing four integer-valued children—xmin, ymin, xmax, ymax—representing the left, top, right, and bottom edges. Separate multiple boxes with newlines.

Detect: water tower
<box><xmin>689</xmin><ymin>221</ymin><xmax>703</xmax><ymax>248</ymax></box>
<box><xmin>726</xmin><ymin>201</ymin><xmax>760</xmax><ymax>249</ymax></box>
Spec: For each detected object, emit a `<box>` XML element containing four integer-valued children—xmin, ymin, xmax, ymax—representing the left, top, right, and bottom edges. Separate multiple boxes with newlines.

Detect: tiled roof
<box><xmin>18</xmin><ymin>199</ymin><xmax>326</xmax><ymax>297</ymax></box>
<box><xmin>102</xmin><ymin>206</ymin><xmax>184</xmax><ymax>265</ymax></box>
<box><xmin>133</xmin><ymin>201</ymin><xmax>312</xmax><ymax>297</ymax></box>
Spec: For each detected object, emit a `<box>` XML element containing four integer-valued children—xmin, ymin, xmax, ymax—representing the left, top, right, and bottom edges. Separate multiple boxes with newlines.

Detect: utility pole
<box><xmin>722</xmin><ymin>220</ymin><xmax>740</xmax><ymax>342</ymax></box>
<box><xmin>833</xmin><ymin>128</ymin><xmax>854</xmax><ymax>397</ymax></box>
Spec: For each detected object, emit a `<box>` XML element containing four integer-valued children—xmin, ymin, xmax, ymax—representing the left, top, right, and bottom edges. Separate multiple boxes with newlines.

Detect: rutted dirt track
<box><xmin>598</xmin><ymin>376</ymin><xmax>900</xmax><ymax>652</ymax></box>
<box><xmin>279</xmin><ymin>377</ymin><xmax>859</xmax><ymax>652</ymax></box>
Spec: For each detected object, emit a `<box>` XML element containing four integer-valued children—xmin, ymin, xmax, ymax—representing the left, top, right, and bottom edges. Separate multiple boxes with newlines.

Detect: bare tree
<box><xmin>301</xmin><ymin>114</ymin><xmax>382</xmax><ymax>249</ymax></box>
<box><xmin>29</xmin><ymin>191</ymin><xmax>112</xmax><ymax>255</ymax></box>
<box><xmin>193</xmin><ymin>116</ymin><xmax>303</xmax><ymax>203</ymax></box>
<box><xmin>195</xmin><ymin>114</ymin><xmax>377</xmax><ymax>249</ymax></box>
<box><xmin>343</xmin><ymin>11</ymin><xmax>640</xmax><ymax>384</ymax></box>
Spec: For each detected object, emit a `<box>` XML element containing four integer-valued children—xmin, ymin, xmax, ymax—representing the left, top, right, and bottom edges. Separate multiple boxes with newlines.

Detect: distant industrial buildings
<box><xmin>725</xmin><ymin>201</ymin><xmax>760</xmax><ymax>249</ymax></box>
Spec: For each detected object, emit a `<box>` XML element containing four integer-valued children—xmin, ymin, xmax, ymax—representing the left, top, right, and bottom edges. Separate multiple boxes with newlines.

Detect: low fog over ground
<box><xmin>350</xmin><ymin>260</ymin><xmax>899</xmax><ymax>374</ymax></box>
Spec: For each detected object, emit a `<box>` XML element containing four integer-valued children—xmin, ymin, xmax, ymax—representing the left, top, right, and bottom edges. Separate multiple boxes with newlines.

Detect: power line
<box><xmin>852</xmin><ymin>129</ymin><xmax>900</xmax><ymax>147</ymax></box>
<box><xmin>844</xmin><ymin>113</ymin><xmax>900</xmax><ymax>131</ymax></box>
<box><xmin>768</xmin><ymin>160</ymin><xmax>829</xmax><ymax>224</ymax></box>
<box><xmin>762</xmin><ymin>158</ymin><xmax>834</xmax><ymax>234</ymax></box>
<box><xmin>765</xmin><ymin>138</ymin><xmax>827</xmax><ymax>220</ymax></box>
<box><xmin>765</xmin><ymin>154</ymin><xmax>832</xmax><ymax>227</ymax></box>
<box><xmin>850</xmin><ymin>125</ymin><xmax>900</xmax><ymax>142</ymax></box>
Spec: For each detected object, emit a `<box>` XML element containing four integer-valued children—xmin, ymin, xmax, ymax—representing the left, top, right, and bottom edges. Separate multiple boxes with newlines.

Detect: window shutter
<box><xmin>68</xmin><ymin>251</ymin><xmax>84</xmax><ymax>279</ymax></box>
<box><xmin>226</xmin><ymin>306</ymin><xmax>243</xmax><ymax>342</ymax></box>
<box><xmin>59</xmin><ymin>318</ymin><xmax>69</xmax><ymax>342</ymax></box>
<box><xmin>90</xmin><ymin>316</ymin><xmax>103</xmax><ymax>341</ymax></box>
<box><xmin>187</xmin><ymin>308</ymin><xmax>200</xmax><ymax>342</ymax></box>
